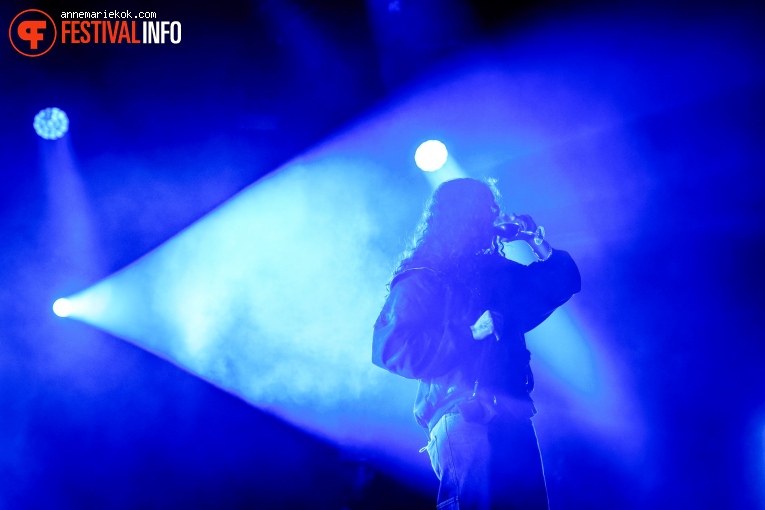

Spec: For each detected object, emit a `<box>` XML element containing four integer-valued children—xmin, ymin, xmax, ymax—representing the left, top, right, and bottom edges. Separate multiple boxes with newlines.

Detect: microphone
<box><xmin>494</xmin><ymin>222</ymin><xmax>521</xmax><ymax>241</ymax></box>
<box><xmin>494</xmin><ymin>215</ymin><xmax>546</xmax><ymax>245</ymax></box>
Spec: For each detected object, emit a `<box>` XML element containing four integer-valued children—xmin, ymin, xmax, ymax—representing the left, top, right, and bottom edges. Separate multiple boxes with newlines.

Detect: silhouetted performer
<box><xmin>372</xmin><ymin>178</ymin><xmax>580</xmax><ymax>509</ymax></box>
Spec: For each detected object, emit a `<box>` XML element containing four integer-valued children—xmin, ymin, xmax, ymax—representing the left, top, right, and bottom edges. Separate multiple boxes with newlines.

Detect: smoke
<box><xmin>67</xmin><ymin>153</ymin><xmax>420</xmax><ymax>447</ymax></box>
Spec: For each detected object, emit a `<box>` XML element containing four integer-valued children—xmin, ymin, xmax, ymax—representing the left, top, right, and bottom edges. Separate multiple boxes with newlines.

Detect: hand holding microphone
<box><xmin>494</xmin><ymin>213</ymin><xmax>546</xmax><ymax>245</ymax></box>
<box><xmin>494</xmin><ymin>213</ymin><xmax>552</xmax><ymax>261</ymax></box>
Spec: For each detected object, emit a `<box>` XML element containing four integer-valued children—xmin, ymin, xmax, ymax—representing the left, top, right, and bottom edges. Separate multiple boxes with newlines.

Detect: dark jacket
<box><xmin>372</xmin><ymin>249</ymin><xmax>581</xmax><ymax>430</ymax></box>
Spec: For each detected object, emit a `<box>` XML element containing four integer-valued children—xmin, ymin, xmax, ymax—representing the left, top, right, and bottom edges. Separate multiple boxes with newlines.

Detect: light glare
<box><xmin>414</xmin><ymin>140</ymin><xmax>448</xmax><ymax>171</ymax></box>
<box><xmin>34</xmin><ymin>107</ymin><xmax>69</xmax><ymax>140</ymax></box>
<box><xmin>52</xmin><ymin>298</ymin><xmax>73</xmax><ymax>318</ymax></box>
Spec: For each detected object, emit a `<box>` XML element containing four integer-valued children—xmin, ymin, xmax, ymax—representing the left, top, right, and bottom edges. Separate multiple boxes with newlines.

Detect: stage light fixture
<box><xmin>414</xmin><ymin>140</ymin><xmax>448</xmax><ymax>171</ymax></box>
<box><xmin>52</xmin><ymin>298</ymin><xmax>73</xmax><ymax>318</ymax></box>
<box><xmin>34</xmin><ymin>107</ymin><xmax>69</xmax><ymax>140</ymax></box>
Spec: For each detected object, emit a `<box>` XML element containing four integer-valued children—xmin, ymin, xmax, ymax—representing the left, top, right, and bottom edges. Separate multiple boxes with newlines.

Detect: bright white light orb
<box><xmin>34</xmin><ymin>107</ymin><xmax>69</xmax><ymax>140</ymax></box>
<box><xmin>414</xmin><ymin>140</ymin><xmax>448</xmax><ymax>172</ymax></box>
<box><xmin>52</xmin><ymin>298</ymin><xmax>73</xmax><ymax>318</ymax></box>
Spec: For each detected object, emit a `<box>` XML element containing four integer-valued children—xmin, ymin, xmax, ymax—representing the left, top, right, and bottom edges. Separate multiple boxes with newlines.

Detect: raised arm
<box><xmin>496</xmin><ymin>214</ymin><xmax>581</xmax><ymax>332</ymax></box>
<box><xmin>514</xmin><ymin>249</ymin><xmax>581</xmax><ymax>331</ymax></box>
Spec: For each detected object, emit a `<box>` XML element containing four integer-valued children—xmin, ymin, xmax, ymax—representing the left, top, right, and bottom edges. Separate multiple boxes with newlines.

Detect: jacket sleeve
<box><xmin>371</xmin><ymin>271</ymin><xmax>473</xmax><ymax>380</ymax></box>
<box><xmin>508</xmin><ymin>249</ymin><xmax>582</xmax><ymax>333</ymax></box>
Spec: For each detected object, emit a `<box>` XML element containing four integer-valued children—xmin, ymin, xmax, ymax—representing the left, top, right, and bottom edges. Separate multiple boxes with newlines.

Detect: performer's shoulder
<box><xmin>390</xmin><ymin>266</ymin><xmax>442</xmax><ymax>289</ymax></box>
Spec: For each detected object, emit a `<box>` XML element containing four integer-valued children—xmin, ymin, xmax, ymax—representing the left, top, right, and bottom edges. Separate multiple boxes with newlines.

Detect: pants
<box><xmin>426</xmin><ymin>404</ymin><xmax>549</xmax><ymax>510</ymax></box>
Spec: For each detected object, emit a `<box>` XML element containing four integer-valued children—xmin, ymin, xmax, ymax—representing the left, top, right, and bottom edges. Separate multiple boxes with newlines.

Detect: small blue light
<box><xmin>34</xmin><ymin>107</ymin><xmax>69</xmax><ymax>140</ymax></box>
<box><xmin>414</xmin><ymin>140</ymin><xmax>448</xmax><ymax>172</ymax></box>
<box><xmin>52</xmin><ymin>298</ymin><xmax>73</xmax><ymax>318</ymax></box>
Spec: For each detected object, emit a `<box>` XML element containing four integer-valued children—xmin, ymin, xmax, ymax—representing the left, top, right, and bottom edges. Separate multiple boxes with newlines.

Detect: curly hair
<box><xmin>393</xmin><ymin>178</ymin><xmax>503</xmax><ymax>286</ymax></box>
